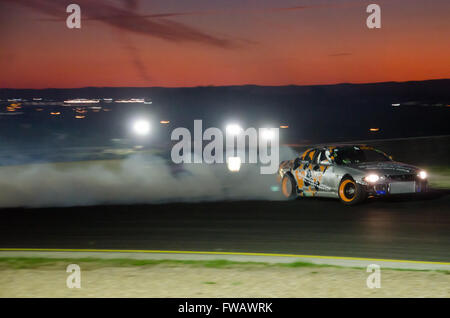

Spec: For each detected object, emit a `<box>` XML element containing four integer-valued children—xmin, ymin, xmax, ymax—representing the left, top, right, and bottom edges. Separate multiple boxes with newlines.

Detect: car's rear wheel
<box><xmin>281</xmin><ymin>173</ymin><xmax>297</xmax><ymax>199</ymax></box>
<box><xmin>338</xmin><ymin>177</ymin><xmax>366</xmax><ymax>205</ymax></box>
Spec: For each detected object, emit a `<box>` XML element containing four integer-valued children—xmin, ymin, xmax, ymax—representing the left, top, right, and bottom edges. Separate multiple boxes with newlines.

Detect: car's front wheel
<box><xmin>281</xmin><ymin>173</ymin><xmax>297</xmax><ymax>199</ymax></box>
<box><xmin>338</xmin><ymin>177</ymin><xmax>366</xmax><ymax>205</ymax></box>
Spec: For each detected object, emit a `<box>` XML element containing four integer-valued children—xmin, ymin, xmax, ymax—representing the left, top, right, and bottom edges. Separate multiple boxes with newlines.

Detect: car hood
<box><xmin>348</xmin><ymin>161</ymin><xmax>419</xmax><ymax>176</ymax></box>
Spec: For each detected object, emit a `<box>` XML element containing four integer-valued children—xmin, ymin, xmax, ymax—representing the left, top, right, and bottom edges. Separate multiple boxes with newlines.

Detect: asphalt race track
<box><xmin>0</xmin><ymin>190</ymin><xmax>449</xmax><ymax>263</ymax></box>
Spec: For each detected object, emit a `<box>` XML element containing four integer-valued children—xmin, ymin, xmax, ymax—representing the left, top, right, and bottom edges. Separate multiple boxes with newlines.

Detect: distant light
<box><xmin>50</xmin><ymin>112</ymin><xmax>61</xmax><ymax>115</ymax></box>
<box><xmin>75</xmin><ymin>115</ymin><xmax>85</xmax><ymax>119</ymax></box>
<box><xmin>160</xmin><ymin>120</ymin><xmax>170</xmax><ymax>124</ymax></box>
<box><xmin>132</xmin><ymin>119</ymin><xmax>151</xmax><ymax>136</ymax></box>
<box><xmin>369</xmin><ymin>128</ymin><xmax>380</xmax><ymax>132</ymax></box>
<box><xmin>226</xmin><ymin>124</ymin><xmax>242</xmax><ymax>135</ymax></box>
<box><xmin>64</xmin><ymin>99</ymin><xmax>99</xmax><ymax>104</ymax></box>
<box><xmin>392</xmin><ymin>103</ymin><xmax>400</xmax><ymax>107</ymax></box>
<box><xmin>116</xmin><ymin>98</ymin><xmax>145</xmax><ymax>103</ymax></box>
<box><xmin>280</xmin><ymin>125</ymin><xmax>289</xmax><ymax>129</ymax></box>
<box><xmin>418</xmin><ymin>171</ymin><xmax>427</xmax><ymax>179</ymax></box>
<box><xmin>227</xmin><ymin>156</ymin><xmax>241</xmax><ymax>172</ymax></box>
<box><xmin>260</xmin><ymin>128</ymin><xmax>276</xmax><ymax>140</ymax></box>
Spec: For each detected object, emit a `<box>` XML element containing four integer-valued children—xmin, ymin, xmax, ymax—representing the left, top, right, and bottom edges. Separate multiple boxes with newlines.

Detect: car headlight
<box><xmin>364</xmin><ymin>174</ymin><xmax>380</xmax><ymax>183</ymax></box>
<box><xmin>418</xmin><ymin>171</ymin><xmax>427</xmax><ymax>179</ymax></box>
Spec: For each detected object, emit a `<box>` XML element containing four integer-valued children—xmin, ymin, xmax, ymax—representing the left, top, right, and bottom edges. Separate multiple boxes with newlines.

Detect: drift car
<box><xmin>278</xmin><ymin>145</ymin><xmax>428</xmax><ymax>205</ymax></box>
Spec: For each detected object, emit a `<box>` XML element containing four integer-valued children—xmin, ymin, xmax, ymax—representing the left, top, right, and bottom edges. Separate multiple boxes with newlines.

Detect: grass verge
<box><xmin>0</xmin><ymin>257</ymin><xmax>448</xmax><ymax>274</ymax></box>
<box><xmin>0</xmin><ymin>257</ymin><xmax>323</xmax><ymax>270</ymax></box>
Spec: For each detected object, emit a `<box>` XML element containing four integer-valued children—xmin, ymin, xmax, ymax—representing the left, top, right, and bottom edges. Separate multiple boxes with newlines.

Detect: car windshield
<box><xmin>332</xmin><ymin>147</ymin><xmax>391</xmax><ymax>165</ymax></box>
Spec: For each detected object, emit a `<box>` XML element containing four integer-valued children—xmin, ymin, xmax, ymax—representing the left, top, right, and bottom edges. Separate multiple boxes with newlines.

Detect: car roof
<box><xmin>311</xmin><ymin>144</ymin><xmax>370</xmax><ymax>149</ymax></box>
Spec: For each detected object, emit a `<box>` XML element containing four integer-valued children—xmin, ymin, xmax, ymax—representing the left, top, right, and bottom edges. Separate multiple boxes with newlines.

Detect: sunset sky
<box><xmin>1</xmin><ymin>0</ymin><xmax>449</xmax><ymax>88</ymax></box>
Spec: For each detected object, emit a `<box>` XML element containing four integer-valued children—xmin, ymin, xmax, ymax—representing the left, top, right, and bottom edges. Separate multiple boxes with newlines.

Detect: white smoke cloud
<box><xmin>0</xmin><ymin>146</ymin><xmax>297</xmax><ymax>208</ymax></box>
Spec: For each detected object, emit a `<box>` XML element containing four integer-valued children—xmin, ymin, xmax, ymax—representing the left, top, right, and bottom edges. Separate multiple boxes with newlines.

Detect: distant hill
<box><xmin>1</xmin><ymin>79</ymin><xmax>449</xmax><ymax>102</ymax></box>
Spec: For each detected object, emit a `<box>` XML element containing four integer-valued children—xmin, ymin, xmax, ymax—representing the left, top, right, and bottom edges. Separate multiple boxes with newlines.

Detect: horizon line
<box><xmin>1</xmin><ymin>78</ymin><xmax>449</xmax><ymax>90</ymax></box>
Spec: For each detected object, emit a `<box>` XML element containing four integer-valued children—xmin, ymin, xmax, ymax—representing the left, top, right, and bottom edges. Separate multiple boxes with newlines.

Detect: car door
<box><xmin>310</xmin><ymin>149</ymin><xmax>335</xmax><ymax>195</ymax></box>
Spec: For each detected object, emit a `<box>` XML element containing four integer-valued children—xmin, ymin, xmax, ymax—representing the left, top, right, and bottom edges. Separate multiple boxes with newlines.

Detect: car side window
<box><xmin>317</xmin><ymin>149</ymin><xmax>332</xmax><ymax>165</ymax></box>
<box><xmin>316</xmin><ymin>151</ymin><xmax>323</xmax><ymax>164</ymax></box>
<box><xmin>312</xmin><ymin>151</ymin><xmax>320</xmax><ymax>165</ymax></box>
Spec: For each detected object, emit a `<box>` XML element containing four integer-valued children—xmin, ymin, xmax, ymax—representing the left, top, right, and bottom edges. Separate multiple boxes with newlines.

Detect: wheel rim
<box><xmin>282</xmin><ymin>177</ymin><xmax>292</xmax><ymax>197</ymax></box>
<box><xmin>339</xmin><ymin>179</ymin><xmax>356</xmax><ymax>202</ymax></box>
